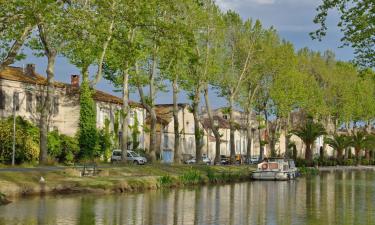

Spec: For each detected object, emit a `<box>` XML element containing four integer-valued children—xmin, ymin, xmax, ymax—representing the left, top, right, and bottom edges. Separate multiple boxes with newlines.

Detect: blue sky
<box><xmin>14</xmin><ymin>0</ymin><xmax>353</xmax><ymax>108</ymax></box>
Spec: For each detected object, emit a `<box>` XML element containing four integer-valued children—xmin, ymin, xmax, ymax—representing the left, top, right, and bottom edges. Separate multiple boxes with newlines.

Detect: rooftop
<box><xmin>0</xmin><ymin>65</ymin><xmax>141</xmax><ymax>107</ymax></box>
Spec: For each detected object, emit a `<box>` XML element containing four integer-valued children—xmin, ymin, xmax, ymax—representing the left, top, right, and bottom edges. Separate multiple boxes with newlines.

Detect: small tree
<box><xmin>292</xmin><ymin>119</ymin><xmax>326</xmax><ymax>165</ymax></box>
<box><xmin>324</xmin><ymin>134</ymin><xmax>350</xmax><ymax>162</ymax></box>
<box><xmin>349</xmin><ymin>131</ymin><xmax>374</xmax><ymax>162</ymax></box>
<box><xmin>78</xmin><ymin>80</ymin><xmax>98</xmax><ymax>160</ymax></box>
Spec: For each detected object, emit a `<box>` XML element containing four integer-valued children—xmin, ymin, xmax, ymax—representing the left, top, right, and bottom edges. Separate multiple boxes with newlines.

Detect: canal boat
<box><xmin>251</xmin><ymin>158</ymin><xmax>299</xmax><ymax>180</ymax></box>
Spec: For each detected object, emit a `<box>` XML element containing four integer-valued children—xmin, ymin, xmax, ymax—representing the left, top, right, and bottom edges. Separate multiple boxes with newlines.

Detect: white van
<box><xmin>111</xmin><ymin>150</ymin><xmax>147</xmax><ymax>165</ymax></box>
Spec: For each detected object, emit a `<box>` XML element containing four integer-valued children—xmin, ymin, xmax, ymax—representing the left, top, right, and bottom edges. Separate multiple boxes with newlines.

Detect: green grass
<box><xmin>0</xmin><ymin>164</ymin><xmax>256</xmax><ymax>198</ymax></box>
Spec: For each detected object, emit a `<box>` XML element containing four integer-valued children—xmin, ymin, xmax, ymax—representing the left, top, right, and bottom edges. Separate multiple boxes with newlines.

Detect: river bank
<box><xmin>317</xmin><ymin>165</ymin><xmax>375</xmax><ymax>172</ymax></box>
<box><xmin>0</xmin><ymin>164</ymin><xmax>255</xmax><ymax>202</ymax></box>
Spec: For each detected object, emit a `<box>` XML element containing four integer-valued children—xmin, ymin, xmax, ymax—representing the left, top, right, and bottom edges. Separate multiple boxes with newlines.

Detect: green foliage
<box><xmin>157</xmin><ymin>175</ymin><xmax>175</xmax><ymax>187</ymax></box>
<box><xmin>98</xmin><ymin>118</ymin><xmax>113</xmax><ymax>162</ymax></box>
<box><xmin>298</xmin><ymin>166</ymin><xmax>319</xmax><ymax>176</ymax></box>
<box><xmin>311</xmin><ymin>0</ymin><xmax>374</xmax><ymax>68</ymax></box>
<box><xmin>324</xmin><ymin>134</ymin><xmax>350</xmax><ymax>160</ymax></box>
<box><xmin>78</xmin><ymin>80</ymin><xmax>98</xmax><ymax>160</ymax></box>
<box><xmin>47</xmin><ymin>130</ymin><xmax>61</xmax><ymax>158</ymax></box>
<box><xmin>130</xmin><ymin>112</ymin><xmax>140</xmax><ymax>150</ymax></box>
<box><xmin>292</xmin><ymin>119</ymin><xmax>326</xmax><ymax>162</ymax></box>
<box><xmin>0</xmin><ymin>117</ymin><xmax>39</xmax><ymax>164</ymax></box>
<box><xmin>47</xmin><ymin>130</ymin><xmax>79</xmax><ymax>164</ymax></box>
<box><xmin>179</xmin><ymin>168</ymin><xmax>203</xmax><ymax>185</ymax></box>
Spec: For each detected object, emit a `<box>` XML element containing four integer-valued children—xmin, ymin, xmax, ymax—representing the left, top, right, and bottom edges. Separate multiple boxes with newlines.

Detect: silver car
<box><xmin>185</xmin><ymin>156</ymin><xmax>212</xmax><ymax>165</ymax></box>
<box><xmin>111</xmin><ymin>150</ymin><xmax>147</xmax><ymax>165</ymax></box>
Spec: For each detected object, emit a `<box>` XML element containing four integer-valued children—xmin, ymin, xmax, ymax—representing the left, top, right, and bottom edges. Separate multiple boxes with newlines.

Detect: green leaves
<box><xmin>311</xmin><ymin>0</ymin><xmax>375</xmax><ymax>68</ymax></box>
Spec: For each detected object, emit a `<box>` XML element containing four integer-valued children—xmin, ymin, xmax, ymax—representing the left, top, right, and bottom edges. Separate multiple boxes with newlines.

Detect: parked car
<box><xmin>184</xmin><ymin>155</ymin><xmax>212</xmax><ymax>165</ymax></box>
<box><xmin>111</xmin><ymin>149</ymin><xmax>147</xmax><ymax>165</ymax></box>
<box><xmin>220</xmin><ymin>155</ymin><xmax>230</xmax><ymax>165</ymax></box>
<box><xmin>245</xmin><ymin>156</ymin><xmax>260</xmax><ymax>164</ymax></box>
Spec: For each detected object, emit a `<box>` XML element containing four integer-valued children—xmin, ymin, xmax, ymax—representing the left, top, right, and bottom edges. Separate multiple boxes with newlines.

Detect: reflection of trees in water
<box><xmin>4</xmin><ymin>172</ymin><xmax>375</xmax><ymax>225</ymax></box>
<box><xmin>78</xmin><ymin>197</ymin><xmax>96</xmax><ymax>225</ymax></box>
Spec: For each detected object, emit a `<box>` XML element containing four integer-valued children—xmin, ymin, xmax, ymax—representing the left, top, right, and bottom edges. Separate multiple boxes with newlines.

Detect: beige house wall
<box><xmin>0</xmin><ymin>78</ymin><xmax>146</xmax><ymax>148</ymax></box>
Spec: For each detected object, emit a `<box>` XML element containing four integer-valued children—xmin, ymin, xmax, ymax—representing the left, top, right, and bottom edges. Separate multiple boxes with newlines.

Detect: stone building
<box><xmin>0</xmin><ymin>65</ymin><xmax>146</xmax><ymax>149</ymax></box>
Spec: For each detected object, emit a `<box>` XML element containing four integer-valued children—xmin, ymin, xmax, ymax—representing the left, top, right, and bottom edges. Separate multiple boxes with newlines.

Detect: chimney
<box><xmin>71</xmin><ymin>75</ymin><xmax>80</xmax><ymax>87</ymax></box>
<box><xmin>25</xmin><ymin>64</ymin><xmax>35</xmax><ymax>76</ymax></box>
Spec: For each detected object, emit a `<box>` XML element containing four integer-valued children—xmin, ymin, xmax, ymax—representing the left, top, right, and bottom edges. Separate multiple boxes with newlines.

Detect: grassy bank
<box><xmin>0</xmin><ymin>164</ymin><xmax>255</xmax><ymax>201</ymax></box>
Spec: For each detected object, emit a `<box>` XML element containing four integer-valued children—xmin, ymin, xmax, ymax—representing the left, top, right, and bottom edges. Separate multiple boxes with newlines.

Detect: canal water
<box><xmin>1</xmin><ymin>171</ymin><xmax>375</xmax><ymax>225</ymax></box>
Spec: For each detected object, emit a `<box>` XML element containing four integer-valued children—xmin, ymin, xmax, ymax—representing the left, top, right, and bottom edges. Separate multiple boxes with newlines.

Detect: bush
<box><xmin>47</xmin><ymin>131</ymin><xmax>79</xmax><ymax>164</ymax></box>
<box><xmin>157</xmin><ymin>175</ymin><xmax>175</xmax><ymax>187</ymax></box>
<box><xmin>179</xmin><ymin>169</ymin><xmax>203</xmax><ymax>185</ymax></box>
<box><xmin>0</xmin><ymin>117</ymin><xmax>39</xmax><ymax>164</ymax></box>
<box><xmin>295</xmin><ymin>158</ymin><xmax>308</xmax><ymax>167</ymax></box>
<box><xmin>299</xmin><ymin>166</ymin><xmax>319</xmax><ymax>175</ymax></box>
<box><xmin>343</xmin><ymin>159</ymin><xmax>354</xmax><ymax>166</ymax></box>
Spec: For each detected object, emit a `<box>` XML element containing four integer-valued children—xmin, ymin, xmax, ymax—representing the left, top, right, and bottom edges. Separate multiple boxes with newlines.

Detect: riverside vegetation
<box><xmin>0</xmin><ymin>0</ymin><xmax>374</xmax><ymax>167</ymax></box>
<box><xmin>0</xmin><ymin>164</ymin><xmax>254</xmax><ymax>200</ymax></box>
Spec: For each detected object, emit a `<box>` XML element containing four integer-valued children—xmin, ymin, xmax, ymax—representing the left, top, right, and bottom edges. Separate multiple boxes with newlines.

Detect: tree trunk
<box><xmin>337</xmin><ymin>149</ymin><xmax>343</xmax><ymax>161</ymax></box>
<box><xmin>39</xmin><ymin>52</ymin><xmax>56</xmax><ymax>164</ymax></box>
<box><xmin>192</xmin><ymin>86</ymin><xmax>202</xmax><ymax>163</ymax></box>
<box><xmin>305</xmin><ymin>143</ymin><xmax>313</xmax><ymax>166</ymax></box>
<box><xmin>203</xmin><ymin>85</ymin><xmax>221</xmax><ymax>164</ymax></box>
<box><xmin>172</xmin><ymin>77</ymin><xmax>181</xmax><ymax>164</ymax></box>
<box><xmin>258</xmin><ymin>127</ymin><xmax>264</xmax><ymax>162</ymax></box>
<box><xmin>229</xmin><ymin>95</ymin><xmax>236</xmax><ymax>164</ymax></box>
<box><xmin>149</xmin><ymin>47</ymin><xmax>158</xmax><ymax>162</ymax></box>
<box><xmin>284</xmin><ymin>114</ymin><xmax>290</xmax><ymax>158</ymax></box>
<box><xmin>121</xmin><ymin>68</ymin><xmax>129</xmax><ymax>163</ymax></box>
<box><xmin>245</xmin><ymin>109</ymin><xmax>253</xmax><ymax>163</ymax></box>
<box><xmin>365</xmin><ymin>149</ymin><xmax>370</xmax><ymax>160</ymax></box>
<box><xmin>355</xmin><ymin>147</ymin><xmax>361</xmax><ymax>160</ymax></box>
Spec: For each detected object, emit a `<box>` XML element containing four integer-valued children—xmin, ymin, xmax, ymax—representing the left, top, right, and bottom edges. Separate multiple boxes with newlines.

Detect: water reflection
<box><xmin>1</xmin><ymin>171</ymin><xmax>375</xmax><ymax>225</ymax></box>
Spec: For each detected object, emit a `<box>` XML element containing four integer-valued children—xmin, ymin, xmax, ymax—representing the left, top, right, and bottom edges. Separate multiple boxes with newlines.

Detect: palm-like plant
<box><xmin>349</xmin><ymin>131</ymin><xmax>370</xmax><ymax>160</ymax></box>
<box><xmin>292</xmin><ymin>119</ymin><xmax>326</xmax><ymax>165</ymax></box>
<box><xmin>351</xmin><ymin>133</ymin><xmax>375</xmax><ymax>160</ymax></box>
<box><xmin>324</xmin><ymin>134</ymin><xmax>350</xmax><ymax>161</ymax></box>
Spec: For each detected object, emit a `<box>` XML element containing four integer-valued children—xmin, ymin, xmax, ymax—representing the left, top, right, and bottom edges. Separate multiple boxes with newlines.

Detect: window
<box><xmin>26</xmin><ymin>92</ymin><xmax>33</xmax><ymax>112</ymax></box>
<box><xmin>13</xmin><ymin>92</ymin><xmax>19</xmax><ymax>111</ymax></box>
<box><xmin>53</xmin><ymin>96</ymin><xmax>59</xmax><ymax>115</ymax></box>
<box><xmin>223</xmin><ymin>115</ymin><xmax>228</xmax><ymax>120</ymax></box>
<box><xmin>0</xmin><ymin>89</ymin><xmax>5</xmax><ymax>110</ymax></box>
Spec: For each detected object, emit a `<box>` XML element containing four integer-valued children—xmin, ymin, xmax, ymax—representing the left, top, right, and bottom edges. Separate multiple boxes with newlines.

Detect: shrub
<box><xmin>47</xmin><ymin>131</ymin><xmax>79</xmax><ymax>164</ymax></box>
<box><xmin>298</xmin><ymin>166</ymin><xmax>319</xmax><ymax>175</ymax></box>
<box><xmin>295</xmin><ymin>158</ymin><xmax>308</xmax><ymax>167</ymax></box>
<box><xmin>0</xmin><ymin>117</ymin><xmax>39</xmax><ymax>164</ymax></box>
<box><xmin>157</xmin><ymin>175</ymin><xmax>175</xmax><ymax>187</ymax></box>
<box><xmin>179</xmin><ymin>169</ymin><xmax>203</xmax><ymax>185</ymax></box>
<box><xmin>48</xmin><ymin>130</ymin><xmax>61</xmax><ymax>158</ymax></box>
<box><xmin>78</xmin><ymin>80</ymin><xmax>98</xmax><ymax>160</ymax></box>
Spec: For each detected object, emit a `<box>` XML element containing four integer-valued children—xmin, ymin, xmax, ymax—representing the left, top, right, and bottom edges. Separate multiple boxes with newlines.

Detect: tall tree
<box><xmin>159</xmin><ymin>0</ymin><xmax>196</xmax><ymax>164</ymax></box>
<box><xmin>218</xmin><ymin>13</ymin><xmax>264</xmax><ymax>163</ymax></box>
<box><xmin>63</xmin><ymin>0</ymin><xmax>118</xmax><ymax>159</ymax></box>
<box><xmin>311</xmin><ymin>0</ymin><xmax>375</xmax><ymax>68</ymax></box>
<box><xmin>0</xmin><ymin>0</ymin><xmax>34</xmax><ymax>71</ymax></box>
<box><xmin>103</xmin><ymin>0</ymin><xmax>146</xmax><ymax>163</ymax></box>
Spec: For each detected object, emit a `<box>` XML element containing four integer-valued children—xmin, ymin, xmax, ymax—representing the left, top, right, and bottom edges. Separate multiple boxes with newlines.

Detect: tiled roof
<box><xmin>0</xmin><ymin>66</ymin><xmax>141</xmax><ymax>107</ymax></box>
<box><xmin>201</xmin><ymin>116</ymin><xmax>230</xmax><ymax>129</ymax></box>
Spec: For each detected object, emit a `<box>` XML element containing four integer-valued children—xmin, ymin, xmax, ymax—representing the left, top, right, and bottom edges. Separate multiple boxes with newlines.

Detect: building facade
<box><xmin>0</xmin><ymin>65</ymin><xmax>146</xmax><ymax>149</ymax></box>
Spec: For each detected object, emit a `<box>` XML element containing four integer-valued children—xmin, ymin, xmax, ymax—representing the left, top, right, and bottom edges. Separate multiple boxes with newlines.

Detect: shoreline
<box><xmin>317</xmin><ymin>165</ymin><xmax>375</xmax><ymax>172</ymax></box>
<box><xmin>0</xmin><ymin>164</ymin><xmax>254</xmax><ymax>204</ymax></box>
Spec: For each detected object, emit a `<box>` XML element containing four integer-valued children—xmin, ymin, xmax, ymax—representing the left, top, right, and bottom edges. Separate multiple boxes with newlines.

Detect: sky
<box><xmin>14</xmin><ymin>0</ymin><xmax>353</xmax><ymax>109</ymax></box>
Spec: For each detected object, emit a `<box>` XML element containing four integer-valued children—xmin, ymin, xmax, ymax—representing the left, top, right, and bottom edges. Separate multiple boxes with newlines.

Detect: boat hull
<box><xmin>251</xmin><ymin>170</ymin><xmax>298</xmax><ymax>181</ymax></box>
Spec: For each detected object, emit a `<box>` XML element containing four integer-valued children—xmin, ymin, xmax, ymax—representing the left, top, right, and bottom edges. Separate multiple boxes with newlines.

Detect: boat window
<box><xmin>269</xmin><ymin>163</ymin><xmax>278</xmax><ymax>170</ymax></box>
